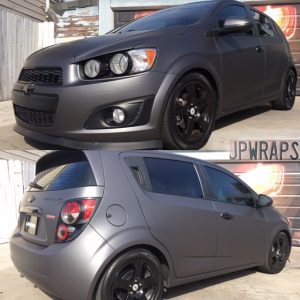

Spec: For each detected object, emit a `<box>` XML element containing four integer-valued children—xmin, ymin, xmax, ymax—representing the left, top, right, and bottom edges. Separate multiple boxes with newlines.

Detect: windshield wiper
<box><xmin>29</xmin><ymin>182</ymin><xmax>44</xmax><ymax>190</ymax></box>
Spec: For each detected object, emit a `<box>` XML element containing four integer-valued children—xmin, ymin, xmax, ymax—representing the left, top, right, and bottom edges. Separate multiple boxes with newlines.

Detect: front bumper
<box><xmin>12</xmin><ymin>71</ymin><xmax>174</xmax><ymax>149</ymax></box>
<box><xmin>10</xmin><ymin>225</ymin><xmax>115</xmax><ymax>300</ymax></box>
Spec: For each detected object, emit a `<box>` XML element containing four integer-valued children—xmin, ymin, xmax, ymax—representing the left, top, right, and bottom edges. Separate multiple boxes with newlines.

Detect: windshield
<box><xmin>114</xmin><ymin>3</ymin><xmax>213</xmax><ymax>33</ymax></box>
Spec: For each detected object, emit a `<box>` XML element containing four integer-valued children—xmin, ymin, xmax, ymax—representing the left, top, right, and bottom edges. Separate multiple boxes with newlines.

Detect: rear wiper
<box><xmin>29</xmin><ymin>182</ymin><xmax>44</xmax><ymax>190</ymax></box>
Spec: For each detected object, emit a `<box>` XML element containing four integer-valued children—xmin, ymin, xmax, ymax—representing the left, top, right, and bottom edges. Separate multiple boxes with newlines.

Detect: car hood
<box><xmin>24</xmin><ymin>28</ymin><xmax>185</xmax><ymax>67</ymax></box>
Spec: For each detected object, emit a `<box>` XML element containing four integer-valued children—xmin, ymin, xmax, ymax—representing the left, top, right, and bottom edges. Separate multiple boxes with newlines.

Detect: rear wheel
<box><xmin>258</xmin><ymin>232</ymin><xmax>290</xmax><ymax>274</ymax></box>
<box><xmin>162</xmin><ymin>73</ymin><xmax>217</xmax><ymax>150</ymax></box>
<box><xmin>96</xmin><ymin>249</ymin><xmax>164</xmax><ymax>300</ymax></box>
<box><xmin>272</xmin><ymin>69</ymin><xmax>296</xmax><ymax>110</ymax></box>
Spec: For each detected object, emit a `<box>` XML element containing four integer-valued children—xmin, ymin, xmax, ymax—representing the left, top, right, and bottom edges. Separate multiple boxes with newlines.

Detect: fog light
<box><xmin>112</xmin><ymin>109</ymin><xmax>125</xmax><ymax>124</ymax></box>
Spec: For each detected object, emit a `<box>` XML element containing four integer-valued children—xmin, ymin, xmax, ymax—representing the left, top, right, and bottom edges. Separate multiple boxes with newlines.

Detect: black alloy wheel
<box><xmin>285</xmin><ymin>72</ymin><xmax>296</xmax><ymax>109</ymax></box>
<box><xmin>162</xmin><ymin>73</ymin><xmax>217</xmax><ymax>150</ymax></box>
<box><xmin>96</xmin><ymin>249</ymin><xmax>164</xmax><ymax>300</ymax></box>
<box><xmin>272</xmin><ymin>70</ymin><xmax>296</xmax><ymax>110</ymax></box>
<box><xmin>259</xmin><ymin>232</ymin><xmax>290</xmax><ymax>274</ymax></box>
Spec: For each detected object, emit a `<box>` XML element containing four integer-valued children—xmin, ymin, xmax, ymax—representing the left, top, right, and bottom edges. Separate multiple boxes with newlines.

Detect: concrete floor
<box><xmin>0</xmin><ymin>99</ymin><xmax>300</xmax><ymax>150</ymax></box>
<box><xmin>0</xmin><ymin>243</ymin><xmax>299</xmax><ymax>300</ymax></box>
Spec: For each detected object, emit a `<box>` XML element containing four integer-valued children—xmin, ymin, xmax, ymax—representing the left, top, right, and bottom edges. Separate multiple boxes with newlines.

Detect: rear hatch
<box><xmin>18</xmin><ymin>150</ymin><xmax>104</xmax><ymax>247</ymax></box>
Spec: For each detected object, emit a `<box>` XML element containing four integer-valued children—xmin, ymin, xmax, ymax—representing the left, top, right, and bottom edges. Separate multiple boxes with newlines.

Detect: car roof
<box><xmin>37</xmin><ymin>150</ymin><xmax>216</xmax><ymax>171</ymax></box>
<box><xmin>36</xmin><ymin>150</ymin><xmax>257</xmax><ymax>196</ymax></box>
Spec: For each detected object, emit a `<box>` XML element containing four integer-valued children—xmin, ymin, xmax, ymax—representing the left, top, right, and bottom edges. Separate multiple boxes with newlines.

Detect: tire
<box><xmin>162</xmin><ymin>72</ymin><xmax>217</xmax><ymax>150</ymax></box>
<box><xmin>95</xmin><ymin>249</ymin><xmax>164</xmax><ymax>300</ymax></box>
<box><xmin>258</xmin><ymin>232</ymin><xmax>290</xmax><ymax>274</ymax></box>
<box><xmin>272</xmin><ymin>69</ymin><xmax>296</xmax><ymax>110</ymax></box>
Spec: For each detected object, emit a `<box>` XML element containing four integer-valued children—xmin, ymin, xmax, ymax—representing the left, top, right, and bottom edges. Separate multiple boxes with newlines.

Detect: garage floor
<box><xmin>0</xmin><ymin>99</ymin><xmax>299</xmax><ymax>150</ymax></box>
<box><xmin>0</xmin><ymin>243</ymin><xmax>299</xmax><ymax>300</ymax></box>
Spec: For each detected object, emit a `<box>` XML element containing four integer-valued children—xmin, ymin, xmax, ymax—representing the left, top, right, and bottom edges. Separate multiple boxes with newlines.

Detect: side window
<box><xmin>205</xmin><ymin>167</ymin><xmax>253</xmax><ymax>207</ymax></box>
<box><xmin>144</xmin><ymin>158</ymin><xmax>203</xmax><ymax>198</ymax></box>
<box><xmin>216</xmin><ymin>4</ymin><xmax>248</xmax><ymax>27</ymax></box>
<box><xmin>251</xmin><ymin>10</ymin><xmax>275</xmax><ymax>37</ymax></box>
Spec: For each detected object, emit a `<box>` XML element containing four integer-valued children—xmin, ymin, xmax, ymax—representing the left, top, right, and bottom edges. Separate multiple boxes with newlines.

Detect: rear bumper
<box><xmin>12</xmin><ymin>71</ymin><xmax>175</xmax><ymax>149</ymax></box>
<box><xmin>10</xmin><ymin>225</ymin><xmax>115</xmax><ymax>300</ymax></box>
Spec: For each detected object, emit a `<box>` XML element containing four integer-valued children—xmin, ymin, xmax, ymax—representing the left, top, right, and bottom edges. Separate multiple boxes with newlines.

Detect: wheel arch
<box><xmin>282</xmin><ymin>229</ymin><xmax>292</xmax><ymax>254</ymax></box>
<box><xmin>154</xmin><ymin>56</ymin><xmax>222</xmax><ymax>129</ymax></box>
<box><xmin>91</xmin><ymin>243</ymin><xmax>173</xmax><ymax>299</ymax></box>
<box><xmin>291</xmin><ymin>66</ymin><xmax>297</xmax><ymax>83</ymax></box>
<box><xmin>266</xmin><ymin>226</ymin><xmax>292</xmax><ymax>256</ymax></box>
<box><xmin>116</xmin><ymin>244</ymin><xmax>171</xmax><ymax>283</ymax></box>
<box><xmin>180</xmin><ymin>68</ymin><xmax>219</xmax><ymax>101</ymax></box>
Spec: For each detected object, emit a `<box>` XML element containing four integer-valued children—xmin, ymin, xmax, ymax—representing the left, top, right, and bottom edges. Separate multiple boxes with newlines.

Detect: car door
<box><xmin>213</xmin><ymin>3</ymin><xmax>265</xmax><ymax>111</ymax></box>
<box><xmin>202</xmin><ymin>165</ymin><xmax>268</xmax><ymax>270</ymax></box>
<box><xmin>124</xmin><ymin>155</ymin><xmax>218</xmax><ymax>278</ymax></box>
<box><xmin>250</xmin><ymin>9</ymin><xmax>289</xmax><ymax>100</ymax></box>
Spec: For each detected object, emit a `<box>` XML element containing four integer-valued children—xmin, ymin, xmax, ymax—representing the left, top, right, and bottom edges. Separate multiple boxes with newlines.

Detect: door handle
<box><xmin>220</xmin><ymin>212</ymin><xmax>234</xmax><ymax>220</ymax></box>
<box><xmin>256</xmin><ymin>45</ymin><xmax>264</xmax><ymax>53</ymax></box>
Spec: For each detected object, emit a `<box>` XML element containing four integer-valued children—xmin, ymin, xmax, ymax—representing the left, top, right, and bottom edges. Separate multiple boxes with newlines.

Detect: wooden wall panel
<box><xmin>0</xmin><ymin>0</ymin><xmax>46</xmax><ymax>22</ymax></box>
<box><xmin>0</xmin><ymin>8</ymin><xmax>40</xmax><ymax>101</ymax></box>
<box><xmin>0</xmin><ymin>159</ymin><xmax>35</xmax><ymax>242</ymax></box>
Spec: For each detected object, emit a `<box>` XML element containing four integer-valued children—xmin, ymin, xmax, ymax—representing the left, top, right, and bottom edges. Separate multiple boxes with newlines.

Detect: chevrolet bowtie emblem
<box><xmin>23</xmin><ymin>83</ymin><xmax>35</xmax><ymax>94</ymax></box>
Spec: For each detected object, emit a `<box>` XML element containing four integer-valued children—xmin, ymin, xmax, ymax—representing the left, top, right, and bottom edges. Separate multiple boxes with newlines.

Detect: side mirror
<box><xmin>258</xmin><ymin>194</ymin><xmax>273</xmax><ymax>208</ymax></box>
<box><xmin>219</xmin><ymin>17</ymin><xmax>252</xmax><ymax>34</ymax></box>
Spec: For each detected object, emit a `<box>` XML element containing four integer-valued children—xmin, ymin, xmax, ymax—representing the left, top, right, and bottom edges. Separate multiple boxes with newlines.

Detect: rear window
<box><xmin>30</xmin><ymin>157</ymin><xmax>96</xmax><ymax>191</ymax></box>
<box><xmin>144</xmin><ymin>158</ymin><xmax>203</xmax><ymax>198</ymax></box>
<box><xmin>114</xmin><ymin>3</ymin><xmax>213</xmax><ymax>33</ymax></box>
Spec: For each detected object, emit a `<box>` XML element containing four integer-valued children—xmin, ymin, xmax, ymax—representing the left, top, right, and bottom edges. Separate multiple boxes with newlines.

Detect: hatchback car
<box><xmin>12</xmin><ymin>0</ymin><xmax>296</xmax><ymax>150</ymax></box>
<box><xmin>10</xmin><ymin>150</ymin><xmax>291</xmax><ymax>300</ymax></box>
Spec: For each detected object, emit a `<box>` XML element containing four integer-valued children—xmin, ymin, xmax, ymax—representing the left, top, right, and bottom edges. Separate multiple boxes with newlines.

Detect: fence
<box><xmin>0</xmin><ymin>7</ymin><xmax>54</xmax><ymax>102</ymax></box>
<box><xmin>0</xmin><ymin>159</ymin><xmax>35</xmax><ymax>243</ymax></box>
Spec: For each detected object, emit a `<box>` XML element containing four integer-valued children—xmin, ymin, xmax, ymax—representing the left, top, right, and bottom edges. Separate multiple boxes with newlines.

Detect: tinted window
<box><xmin>144</xmin><ymin>158</ymin><xmax>203</xmax><ymax>198</ymax></box>
<box><xmin>251</xmin><ymin>10</ymin><xmax>275</xmax><ymax>37</ymax></box>
<box><xmin>30</xmin><ymin>159</ymin><xmax>96</xmax><ymax>191</ymax></box>
<box><xmin>205</xmin><ymin>167</ymin><xmax>253</xmax><ymax>206</ymax></box>
<box><xmin>114</xmin><ymin>3</ymin><xmax>212</xmax><ymax>33</ymax></box>
<box><xmin>217</xmin><ymin>5</ymin><xmax>248</xmax><ymax>27</ymax></box>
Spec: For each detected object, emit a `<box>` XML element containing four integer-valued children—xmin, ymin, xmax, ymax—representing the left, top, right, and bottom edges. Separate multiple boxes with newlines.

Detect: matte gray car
<box><xmin>10</xmin><ymin>150</ymin><xmax>291</xmax><ymax>300</ymax></box>
<box><xmin>12</xmin><ymin>0</ymin><xmax>296</xmax><ymax>150</ymax></box>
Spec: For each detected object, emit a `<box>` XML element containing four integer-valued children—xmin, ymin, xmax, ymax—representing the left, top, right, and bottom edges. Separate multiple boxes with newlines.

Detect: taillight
<box><xmin>56</xmin><ymin>198</ymin><xmax>98</xmax><ymax>243</ymax></box>
<box><xmin>82</xmin><ymin>199</ymin><xmax>97</xmax><ymax>221</ymax></box>
<box><xmin>57</xmin><ymin>224</ymin><xmax>69</xmax><ymax>241</ymax></box>
<box><xmin>61</xmin><ymin>201</ymin><xmax>81</xmax><ymax>224</ymax></box>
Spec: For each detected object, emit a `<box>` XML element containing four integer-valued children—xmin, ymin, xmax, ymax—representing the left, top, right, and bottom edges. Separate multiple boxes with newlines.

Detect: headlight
<box><xmin>110</xmin><ymin>53</ymin><xmax>129</xmax><ymax>75</ymax></box>
<box><xmin>82</xmin><ymin>48</ymin><xmax>157</xmax><ymax>79</ymax></box>
<box><xmin>128</xmin><ymin>49</ymin><xmax>157</xmax><ymax>73</ymax></box>
<box><xmin>84</xmin><ymin>59</ymin><xmax>101</xmax><ymax>78</ymax></box>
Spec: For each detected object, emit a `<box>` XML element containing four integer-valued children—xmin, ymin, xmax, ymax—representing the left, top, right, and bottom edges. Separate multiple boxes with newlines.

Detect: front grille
<box><xmin>19</xmin><ymin>68</ymin><xmax>63</xmax><ymax>86</ymax></box>
<box><xmin>14</xmin><ymin>105</ymin><xmax>55</xmax><ymax>127</ymax></box>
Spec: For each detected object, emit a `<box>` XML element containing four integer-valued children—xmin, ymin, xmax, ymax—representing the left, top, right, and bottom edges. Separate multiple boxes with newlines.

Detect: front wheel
<box><xmin>258</xmin><ymin>232</ymin><xmax>290</xmax><ymax>274</ymax></box>
<box><xmin>95</xmin><ymin>249</ymin><xmax>164</xmax><ymax>300</ymax></box>
<box><xmin>162</xmin><ymin>73</ymin><xmax>217</xmax><ymax>150</ymax></box>
<box><xmin>272</xmin><ymin>69</ymin><xmax>296</xmax><ymax>110</ymax></box>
